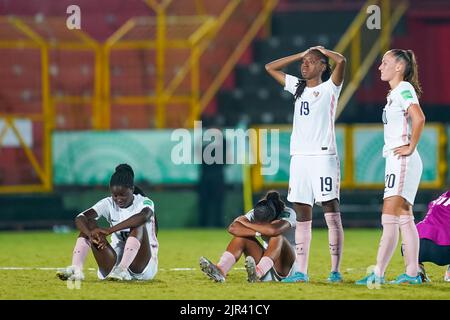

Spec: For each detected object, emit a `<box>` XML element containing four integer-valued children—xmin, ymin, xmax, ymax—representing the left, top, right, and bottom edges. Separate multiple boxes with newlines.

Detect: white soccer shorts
<box><xmin>383</xmin><ymin>148</ymin><xmax>422</xmax><ymax>205</ymax></box>
<box><xmin>287</xmin><ymin>154</ymin><xmax>340</xmax><ymax>206</ymax></box>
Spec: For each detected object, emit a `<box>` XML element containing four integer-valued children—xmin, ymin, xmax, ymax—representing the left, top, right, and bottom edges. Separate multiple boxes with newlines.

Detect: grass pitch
<box><xmin>0</xmin><ymin>229</ymin><xmax>449</xmax><ymax>300</ymax></box>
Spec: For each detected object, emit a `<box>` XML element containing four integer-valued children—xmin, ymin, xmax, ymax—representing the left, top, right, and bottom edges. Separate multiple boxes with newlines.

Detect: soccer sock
<box><xmin>399</xmin><ymin>215</ymin><xmax>420</xmax><ymax>277</ymax></box>
<box><xmin>217</xmin><ymin>251</ymin><xmax>236</xmax><ymax>276</ymax></box>
<box><xmin>118</xmin><ymin>236</ymin><xmax>141</xmax><ymax>270</ymax></box>
<box><xmin>71</xmin><ymin>237</ymin><xmax>91</xmax><ymax>270</ymax></box>
<box><xmin>375</xmin><ymin>214</ymin><xmax>399</xmax><ymax>277</ymax></box>
<box><xmin>325</xmin><ymin>212</ymin><xmax>344</xmax><ymax>272</ymax></box>
<box><xmin>295</xmin><ymin>220</ymin><xmax>312</xmax><ymax>274</ymax></box>
<box><xmin>256</xmin><ymin>256</ymin><xmax>274</xmax><ymax>278</ymax></box>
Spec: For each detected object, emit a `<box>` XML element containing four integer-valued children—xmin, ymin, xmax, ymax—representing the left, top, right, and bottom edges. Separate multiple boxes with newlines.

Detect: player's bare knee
<box><xmin>267</xmin><ymin>236</ymin><xmax>284</xmax><ymax>252</ymax></box>
<box><xmin>322</xmin><ymin>198</ymin><xmax>340</xmax><ymax>212</ymax></box>
<box><xmin>129</xmin><ymin>225</ymin><xmax>144</xmax><ymax>241</ymax></box>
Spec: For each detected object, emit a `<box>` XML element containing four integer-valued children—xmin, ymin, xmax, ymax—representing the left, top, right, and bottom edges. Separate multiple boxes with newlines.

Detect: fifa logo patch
<box><xmin>313</xmin><ymin>91</ymin><xmax>319</xmax><ymax>97</ymax></box>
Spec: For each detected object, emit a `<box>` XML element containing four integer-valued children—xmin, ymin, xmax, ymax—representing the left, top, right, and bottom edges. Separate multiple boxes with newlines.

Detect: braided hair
<box><xmin>253</xmin><ymin>190</ymin><xmax>286</xmax><ymax>223</ymax></box>
<box><xmin>294</xmin><ymin>49</ymin><xmax>332</xmax><ymax>101</ymax></box>
<box><xmin>110</xmin><ymin>164</ymin><xmax>158</xmax><ymax>235</ymax></box>
<box><xmin>389</xmin><ymin>49</ymin><xmax>423</xmax><ymax>98</ymax></box>
<box><xmin>110</xmin><ymin>164</ymin><xmax>134</xmax><ymax>190</ymax></box>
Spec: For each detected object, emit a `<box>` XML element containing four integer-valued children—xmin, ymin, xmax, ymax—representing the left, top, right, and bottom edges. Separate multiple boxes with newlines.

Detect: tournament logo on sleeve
<box><xmin>143</xmin><ymin>199</ymin><xmax>154</xmax><ymax>207</ymax></box>
<box><xmin>400</xmin><ymin>90</ymin><xmax>413</xmax><ymax>100</ymax></box>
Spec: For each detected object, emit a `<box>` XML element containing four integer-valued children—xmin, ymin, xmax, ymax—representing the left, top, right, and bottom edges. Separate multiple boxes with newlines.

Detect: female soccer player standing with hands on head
<box><xmin>356</xmin><ymin>49</ymin><xmax>426</xmax><ymax>285</ymax></box>
<box><xmin>265</xmin><ymin>46</ymin><xmax>346</xmax><ymax>283</ymax></box>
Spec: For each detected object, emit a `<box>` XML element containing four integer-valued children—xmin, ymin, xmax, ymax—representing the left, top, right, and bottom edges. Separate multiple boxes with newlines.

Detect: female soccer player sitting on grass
<box><xmin>199</xmin><ymin>191</ymin><xmax>298</xmax><ymax>282</ymax></box>
<box><xmin>415</xmin><ymin>190</ymin><xmax>450</xmax><ymax>282</ymax></box>
<box><xmin>56</xmin><ymin>164</ymin><xmax>158</xmax><ymax>281</ymax></box>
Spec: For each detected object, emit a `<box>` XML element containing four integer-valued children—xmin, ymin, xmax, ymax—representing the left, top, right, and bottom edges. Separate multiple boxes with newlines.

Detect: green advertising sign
<box><xmin>354</xmin><ymin>126</ymin><xmax>440</xmax><ymax>184</ymax></box>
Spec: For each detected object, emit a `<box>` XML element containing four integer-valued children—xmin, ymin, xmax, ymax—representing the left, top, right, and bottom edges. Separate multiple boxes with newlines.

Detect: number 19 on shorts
<box><xmin>320</xmin><ymin>177</ymin><xmax>332</xmax><ymax>194</ymax></box>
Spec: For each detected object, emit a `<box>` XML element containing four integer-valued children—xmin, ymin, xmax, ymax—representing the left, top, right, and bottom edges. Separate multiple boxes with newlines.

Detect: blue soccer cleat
<box><xmin>327</xmin><ymin>271</ymin><xmax>343</xmax><ymax>283</ymax></box>
<box><xmin>355</xmin><ymin>272</ymin><xmax>385</xmax><ymax>285</ymax></box>
<box><xmin>281</xmin><ymin>271</ymin><xmax>309</xmax><ymax>283</ymax></box>
<box><xmin>390</xmin><ymin>273</ymin><xmax>422</xmax><ymax>284</ymax></box>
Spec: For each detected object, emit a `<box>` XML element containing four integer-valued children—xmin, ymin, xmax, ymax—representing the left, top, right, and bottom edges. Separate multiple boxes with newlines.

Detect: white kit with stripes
<box><xmin>284</xmin><ymin>74</ymin><xmax>342</xmax><ymax>206</ymax></box>
<box><xmin>92</xmin><ymin>194</ymin><xmax>159</xmax><ymax>280</ymax></box>
<box><xmin>382</xmin><ymin>81</ymin><xmax>423</xmax><ymax>205</ymax></box>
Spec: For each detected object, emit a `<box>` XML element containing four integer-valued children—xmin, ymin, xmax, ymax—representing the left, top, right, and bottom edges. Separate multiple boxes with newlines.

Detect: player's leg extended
<box><xmin>200</xmin><ymin>236</ymin><xmax>264</xmax><ymax>282</ymax></box>
<box><xmin>322</xmin><ymin>199</ymin><xmax>344</xmax><ymax>282</ymax></box>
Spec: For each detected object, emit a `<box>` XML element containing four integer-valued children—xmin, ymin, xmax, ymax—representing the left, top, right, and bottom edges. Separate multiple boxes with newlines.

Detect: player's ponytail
<box><xmin>390</xmin><ymin>49</ymin><xmax>423</xmax><ymax>98</ymax></box>
<box><xmin>133</xmin><ymin>185</ymin><xmax>145</xmax><ymax>196</ymax></box>
<box><xmin>265</xmin><ymin>190</ymin><xmax>285</xmax><ymax>216</ymax></box>
<box><xmin>404</xmin><ymin>49</ymin><xmax>423</xmax><ymax>98</ymax></box>
<box><xmin>294</xmin><ymin>79</ymin><xmax>307</xmax><ymax>101</ymax></box>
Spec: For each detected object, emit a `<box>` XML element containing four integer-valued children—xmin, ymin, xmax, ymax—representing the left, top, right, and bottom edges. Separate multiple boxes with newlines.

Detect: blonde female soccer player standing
<box><xmin>265</xmin><ymin>46</ymin><xmax>346</xmax><ymax>283</ymax></box>
<box><xmin>356</xmin><ymin>49</ymin><xmax>426</xmax><ymax>285</ymax></box>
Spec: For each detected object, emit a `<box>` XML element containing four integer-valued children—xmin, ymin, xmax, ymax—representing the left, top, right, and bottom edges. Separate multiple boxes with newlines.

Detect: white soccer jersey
<box><xmin>382</xmin><ymin>81</ymin><xmax>419</xmax><ymax>155</ymax></box>
<box><xmin>284</xmin><ymin>74</ymin><xmax>343</xmax><ymax>155</ymax></box>
<box><xmin>245</xmin><ymin>207</ymin><xmax>296</xmax><ymax>248</ymax></box>
<box><xmin>91</xmin><ymin>194</ymin><xmax>158</xmax><ymax>251</ymax></box>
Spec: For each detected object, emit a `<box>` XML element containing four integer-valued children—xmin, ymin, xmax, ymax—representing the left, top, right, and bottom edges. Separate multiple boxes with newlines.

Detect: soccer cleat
<box><xmin>355</xmin><ymin>272</ymin><xmax>385</xmax><ymax>285</ymax></box>
<box><xmin>245</xmin><ymin>256</ymin><xmax>259</xmax><ymax>283</ymax></box>
<box><xmin>444</xmin><ymin>266</ymin><xmax>450</xmax><ymax>282</ymax></box>
<box><xmin>199</xmin><ymin>256</ymin><xmax>225</xmax><ymax>283</ymax></box>
<box><xmin>281</xmin><ymin>271</ymin><xmax>309</xmax><ymax>283</ymax></box>
<box><xmin>327</xmin><ymin>271</ymin><xmax>343</xmax><ymax>283</ymax></box>
<box><xmin>56</xmin><ymin>266</ymin><xmax>85</xmax><ymax>281</ymax></box>
<box><xmin>390</xmin><ymin>273</ymin><xmax>422</xmax><ymax>285</ymax></box>
<box><xmin>418</xmin><ymin>264</ymin><xmax>431</xmax><ymax>283</ymax></box>
<box><xmin>106</xmin><ymin>266</ymin><xmax>132</xmax><ymax>281</ymax></box>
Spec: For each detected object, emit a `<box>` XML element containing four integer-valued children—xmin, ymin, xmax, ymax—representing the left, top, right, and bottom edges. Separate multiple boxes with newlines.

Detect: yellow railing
<box><xmin>103</xmin><ymin>14</ymin><xmax>216</xmax><ymax>129</ymax></box>
<box><xmin>197</xmin><ymin>0</ymin><xmax>279</xmax><ymax>125</ymax></box>
<box><xmin>0</xmin><ymin>17</ymin><xmax>50</xmax><ymax>193</ymax></box>
<box><xmin>0</xmin><ymin>17</ymin><xmax>100</xmax><ymax>193</ymax></box>
<box><xmin>335</xmin><ymin>0</ymin><xmax>409</xmax><ymax>118</ymax></box>
<box><xmin>0</xmin><ymin>1</ymin><xmax>279</xmax><ymax>193</ymax></box>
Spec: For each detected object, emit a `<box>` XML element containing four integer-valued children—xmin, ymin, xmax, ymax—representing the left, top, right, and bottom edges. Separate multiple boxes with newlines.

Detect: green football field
<box><xmin>0</xmin><ymin>229</ymin><xmax>449</xmax><ymax>300</ymax></box>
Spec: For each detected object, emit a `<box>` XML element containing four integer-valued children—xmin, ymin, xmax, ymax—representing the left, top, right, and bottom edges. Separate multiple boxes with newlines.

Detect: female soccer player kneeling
<box><xmin>56</xmin><ymin>164</ymin><xmax>158</xmax><ymax>281</ymax></box>
<box><xmin>199</xmin><ymin>191</ymin><xmax>298</xmax><ymax>282</ymax></box>
<box><xmin>415</xmin><ymin>190</ymin><xmax>450</xmax><ymax>282</ymax></box>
